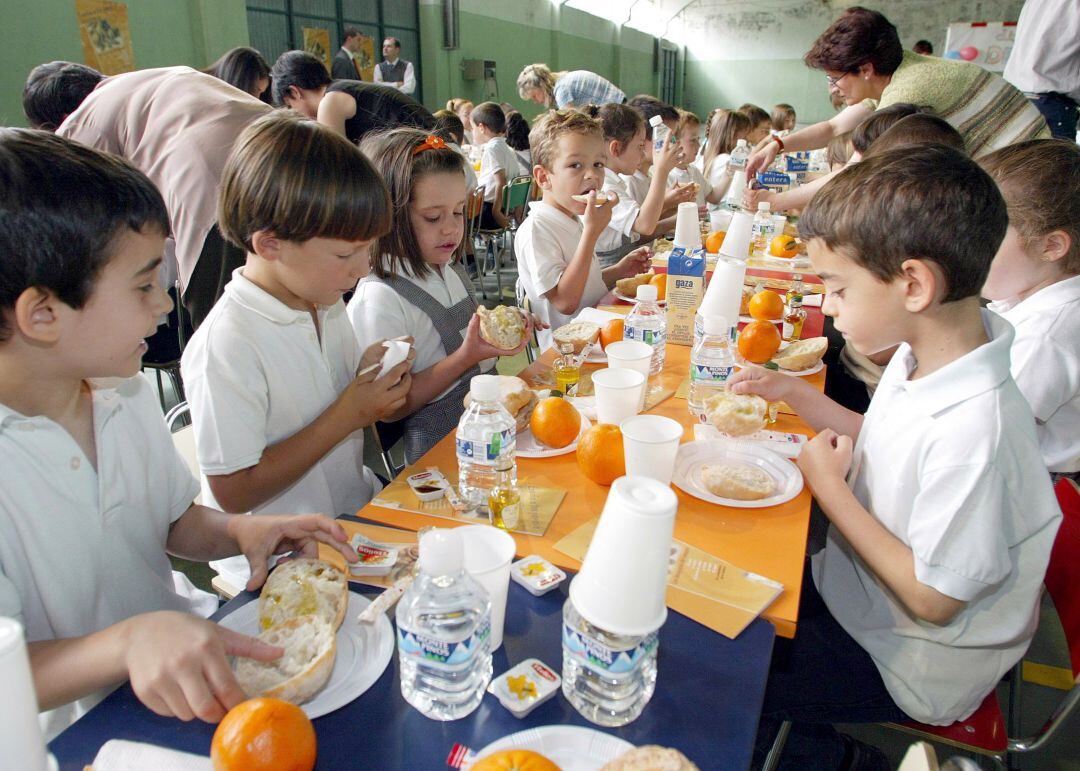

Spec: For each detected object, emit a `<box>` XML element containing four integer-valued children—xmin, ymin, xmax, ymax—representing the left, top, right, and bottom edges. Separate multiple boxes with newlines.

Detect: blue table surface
<box><xmin>51</xmin><ymin>581</ymin><xmax>774</xmax><ymax>770</ymax></box>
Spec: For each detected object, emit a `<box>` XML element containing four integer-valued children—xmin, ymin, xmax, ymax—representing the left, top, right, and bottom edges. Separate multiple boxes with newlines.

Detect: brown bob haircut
<box><xmin>799</xmin><ymin>144</ymin><xmax>1007</xmax><ymax>303</ymax></box>
<box><xmin>850</xmin><ymin>102</ymin><xmax>927</xmax><ymax>154</ymax></box>
<box><xmin>979</xmin><ymin>139</ymin><xmax>1080</xmax><ymax>274</ymax></box>
<box><xmin>360</xmin><ymin>127</ymin><xmax>468</xmax><ymax>280</ymax></box>
<box><xmin>584</xmin><ymin>103</ymin><xmax>643</xmax><ymax>150</ymax></box>
<box><xmin>529</xmin><ymin>109</ymin><xmax>604</xmax><ymax>171</ymax></box>
<box><xmin>862</xmin><ymin>114</ymin><xmax>965</xmax><ymax>158</ymax></box>
<box><xmin>219</xmin><ymin>112</ymin><xmax>391</xmax><ymax>253</ymax></box>
<box><xmin>738</xmin><ymin>104</ymin><xmax>770</xmax><ymax>127</ymax></box>
<box><xmin>805</xmin><ymin>7</ymin><xmax>904</xmax><ymax>76</ymax></box>
<box><xmin>703</xmin><ymin>109</ymin><xmax>753</xmax><ymax>178</ymax></box>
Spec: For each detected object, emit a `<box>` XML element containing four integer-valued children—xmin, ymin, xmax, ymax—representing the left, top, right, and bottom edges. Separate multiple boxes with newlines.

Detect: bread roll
<box><xmin>234</xmin><ymin>615</ymin><xmax>336</xmax><ymax>704</ymax></box>
<box><xmin>571</xmin><ymin>191</ymin><xmax>616</xmax><ymax>204</ymax></box>
<box><xmin>552</xmin><ymin>321</ymin><xmax>600</xmax><ymax>354</ymax></box>
<box><xmin>772</xmin><ymin>337</ymin><xmax>827</xmax><ymax>372</ymax></box>
<box><xmin>700</xmin><ymin>462</ymin><xmax>775</xmax><ymax>501</ymax></box>
<box><xmin>601</xmin><ymin>745</ymin><xmax>700</xmax><ymax>771</ymax></box>
<box><xmin>463</xmin><ymin>375</ymin><xmax>537</xmax><ymax>432</ymax></box>
<box><xmin>615</xmin><ymin>272</ymin><xmax>654</xmax><ymax>297</ymax></box>
<box><xmin>477</xmin><ymin>305</ymin><xmax>527</xmax><ymax>351</ymax></box>
<box><xmin>259</xmin><ymin>559</ymin><xmax>348</xmax><ymax>632</ymax></box>
<box><xmin>739</xmin><ymin>285</ymin><xmax>754</xmax><ymax>316</ymax></box>
<box><xmin>704</xmin><ymin>390</ymin><xmax>767</xmax><ymax>437</ymax></box>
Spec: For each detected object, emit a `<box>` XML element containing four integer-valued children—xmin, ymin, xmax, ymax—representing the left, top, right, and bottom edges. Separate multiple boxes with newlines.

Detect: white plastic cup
<box><xmin>592</xmin><ymin>368</ymin><xmax>646</xmax><ymax>425</ymax></box>
<box><xmin>0</xmin><ymin>619</ymin><xmax>52</xmax><ymax>771</ymax></box>
<box><xmin>724</xmin><ymin>169</ymin><xmax>748</xmax><ymax>208</ymax></box>
<box><xmin>569</xmin><ymin>476</ymin><xmax>677</xmax><ymax>635</ymax></box>
<box><xmin>709</xmin><ymin>208</ymin><xmax>733</xmax><ymax>234</ymax></box>
<box><xmin>458</xmin><ymin>525</ymin><xmax>516</xmax><ymax>650</ymax></box>
<box><xmin>620</xmin><ymin>414</ymin><xmax>684</xmax><ymax>485</ymax></box>
<box><xmin>700</xmin><ymin>255</ymin><xmax>748</xmax><ymax>328</ymax></box>
<box><xmin>719</xmin><ymin>210</ymin><xmax>754</xmax><ymax>261</ymax></box>
<box><xmin>772</xmin><ymin>213</ymin><xmax>787</xmax><ymax>235</ymax></box>
<box><xmin>604</xmin><ymin>340</ymin><xmax>652</xmax><ymax>410</ymax></box>
<box><xmin>673</xmin><ymin>201</ymin><xmax>701</xmax><ymax>248</ymax></box>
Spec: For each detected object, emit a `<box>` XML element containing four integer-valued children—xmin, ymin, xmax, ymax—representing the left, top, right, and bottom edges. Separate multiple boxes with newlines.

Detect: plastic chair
<box><xmin>142</xmin><ymin>281</ymin><xmax>193</xmax><ymax>411</ymax></box>
<box><xmin>464</xmin><ymin>187</ymin><xmax>488</xmax><ymax>300</ymax></box>
<box><xmin>515</xmin><ymin>277</ymin><xmax>541</xmax><ymax>365</ymax></box>
<box><xmin>763</xmin><ymin>477</ymin><xmax>1080</xmax><ymax>771</ymax></box>
<box><xmin>165</xmin><ymin>402</ymin><xmax>200</xmax><ymax>506</ymax></box>
<box><xmin>371</xmin><ymin>419</ymin><xmax>406</xmax><ymax>481</ymax></box>
<box><xmin>474</xmin><ymin>176</ymin><xmax>532</xmax><ymax>302</ymax></box>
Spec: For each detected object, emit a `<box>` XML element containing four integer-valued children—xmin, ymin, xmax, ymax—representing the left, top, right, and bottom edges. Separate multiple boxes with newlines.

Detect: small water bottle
<box><xmin>396</xmin><ymin>529</ymin><xmax>493</xmax><ymax>721</ymax></box>
<box><xmin>650</xmin><ymin>115</ymin><xmax>670</xmax><ymax>156</ymax></box>
<box><xmin>751</xmin><ymin>201</ymin><xmax>776</xmax><ymax>257</ymax></box>
<box><xmin>728</xmin><ymin>138</ymin><xmax>750</xmax><ymax>170</ymax></box>
<box><xmin>624</xmin><ymin>284</ymin><xmax>666</xmax><ymax>375</ymax></box>
<box><xmin>456</xmin><ymin>375</ymin><xmax>516</xmax><ymax>513</ymax></box>
<box><xmin>688</xmin><ymin>315</ymin><xmax>736</xmax><ymax>422</ymax></box>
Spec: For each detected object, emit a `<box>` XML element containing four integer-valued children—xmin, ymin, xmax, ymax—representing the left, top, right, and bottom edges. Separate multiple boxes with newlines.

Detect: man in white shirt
<box><xmin>373</xmin><ymin>37</ymin><xmax>416</xmax><ymax>95</ymax></box>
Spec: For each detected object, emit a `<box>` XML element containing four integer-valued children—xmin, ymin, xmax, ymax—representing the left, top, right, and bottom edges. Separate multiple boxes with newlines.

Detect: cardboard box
<box><xmin>665</xmin><ymin>244</ymin><xmax>706</xmax><ymax>346</ymax></box>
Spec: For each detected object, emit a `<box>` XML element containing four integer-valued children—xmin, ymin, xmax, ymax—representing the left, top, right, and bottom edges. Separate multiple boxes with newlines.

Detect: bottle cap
<box><xmin>649</xmin><ymin>115</ymin><xmax>664</xmax><ymax>127</ymax></box>
<box><xmin>469</xmin><ymin>374</ymin><xmax>500</xmax><ymax>402</ymax></box>
<box><xmin>636</xmin><ymin>284</ymin><xmax>658</xmax><ymax>302</ymax></box>
<box><xmin>703</xmin><ymin>315</ymin><xmax>728</xmax><ymax>336</ymax></box>
<box><xmin>418</xmin><ymin>528</ymin><xmax>463</xmax><ymax>577</ymax></box>
<box><xmin>558</xmin><ymin>341</ymin><xmax>574</xmax><ymax>355</ymax></box>
<box><xmin>757</xmin><ymin>202</ymin><xmax>771</xmax><ymax>212</ymax></box>
<box><xmin>736</xmin><ymin>138</ymin><xmax>748</xmax><ymax>148</ymax></box>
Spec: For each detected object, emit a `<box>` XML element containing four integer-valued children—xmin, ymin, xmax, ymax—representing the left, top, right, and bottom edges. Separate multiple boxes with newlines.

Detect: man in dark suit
<box><xmin>332</xmin><ymin>26</ymin><xmax>364</xmax><ymax>80</ymax></box>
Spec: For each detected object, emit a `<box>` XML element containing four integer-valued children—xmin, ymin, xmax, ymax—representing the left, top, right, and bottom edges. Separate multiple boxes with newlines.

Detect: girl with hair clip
<box><xmin>701</xmin><ymin>108</ymin><xmax>753</xmax><ymax>208</ymax></box>
<box><xmin>348</xmin><ymin>129</ymin><xmax>539</xmax><ymax>462</ymax></box>
<box><xmin>586</xmin><ymin>103</ymin><xmax>690</xmax><ymax>267</ymax></box>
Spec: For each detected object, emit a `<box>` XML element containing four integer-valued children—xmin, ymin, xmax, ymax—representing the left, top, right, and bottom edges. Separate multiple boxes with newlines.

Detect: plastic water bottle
<box><xmin>456</xmin><ymin>375</ymin><xmax>516</xmax><ymax>512</ymax></box>
<box><xmin>751</xmin><ymin>201</ymin><xmax>777</xmax><ymax>257</ymax></box>
<box><xmin>650</xmin><ymin>115</ymin><xmax>670</xmax><ymax>155</ymax></box>
<box><xmin>688</xmin><ymin>315</ymin><xmax>736</xmax><ymax>422</ymax></box>
<box><xmin>728</xmin><ymin>138</ymin><xmax>750</xmax><ymax>170</ymax></box>
<box><xmin>397</xmin><ymin>529</ymin><xmax>493</xmax><ymax>720</ymax></box>
<box><xmin>561</xmin><ymin>597</ymin><xmax>659</xmax><ymax>727</ymax></box>
<box><xmin>624</xmin><ymin>284</ymin><xmax>666</xmax><ymax>375</ymax></box>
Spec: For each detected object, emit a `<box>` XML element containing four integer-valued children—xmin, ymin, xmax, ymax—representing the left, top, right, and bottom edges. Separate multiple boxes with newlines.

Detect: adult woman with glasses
<box><xmin>746</xmin><ymin>7</ymin><xmax>1049</xmax><ymax>177</ymax></box>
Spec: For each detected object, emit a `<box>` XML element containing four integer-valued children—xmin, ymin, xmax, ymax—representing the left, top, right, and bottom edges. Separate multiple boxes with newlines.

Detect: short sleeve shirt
<box><xmin>597</xmin><ymin>167</ymin><xmax>642</xmax><ymax>253</ymax></box>
<box><xmin>552</xmin><ymin>71</ymin><xmax>626</xmax><ymax>109</ymax></box>
<box><xmin>477</xmin><ymin>137</ymin><xmax>521</xmax><ymax>203</ymax></box>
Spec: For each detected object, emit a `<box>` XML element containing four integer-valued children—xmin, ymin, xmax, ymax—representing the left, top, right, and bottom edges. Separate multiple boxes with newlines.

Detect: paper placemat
<box><xmin>529</xmin><ymin>370</ymin><xmax>674</xmax><ymax>411</ymax></box>
<box><xmin>370</xmin><ymin>465</ymin><xmax>563</xmax><ymax>537</ymax></box>
<box><xmin>673</xmin><ymin>376</ymin><xmax>794</xmax><ymax>414</ymax></box>
<box><xmin>555</xmin><ymin>519</ymin><xmax>783</xmax><ymax>639</ymax></box>
<box><xmin>318</xmin><ymin>521</ymin><xmax>419</xmax><ymax>589</ymax></box>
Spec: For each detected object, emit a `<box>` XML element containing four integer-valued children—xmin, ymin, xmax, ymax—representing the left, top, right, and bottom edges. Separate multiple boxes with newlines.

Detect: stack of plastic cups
<box><xmin>0</xmin><ymin>619</ymin><xmax>56</xmax><ymax>771</ymax></box>
<box><xmin>724</xmin><ymin>169</ymin><xmax>748</xmax><ymax>210</ymax></box>
<box><xmin>719</xmin><ymin>210</ymin><xmax>755</xmax><ymax>262</ymax></box>
<box><xmin>696</xmin><ymin>210</ymin><xmax>753</xmax><ymax>345</ymax></box>
<box><xmin>673</xmin><ymin>201</ymin><xmax>702</xmax><ymax>250</ymax></box>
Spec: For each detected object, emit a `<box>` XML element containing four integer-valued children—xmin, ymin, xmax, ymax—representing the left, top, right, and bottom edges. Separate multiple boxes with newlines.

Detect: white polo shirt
<box><xmin>668</xmin><ymin>164</ymin><xmax>711</xmax><ymax>207</ymax></box>
<box><xmin>0</xmin><ymin>375</ymin><xmax>201</xmax><ymax>738</ymax></box>
<box><xmin>619</xmin><ymin>170</ymin><xmax>652</xmax><ymax>205</ymax></box>
<box><xmin>181</xmin><ymin>269</ymin><xmax>378</xmax><ymax>585</ymax></box>
<box><xmin>347</xmin><ymin>259</ymin><xmax>494</xmax><ymax>403</ymax></box>
<box><xmin>477</xmin><ymin>137</ymin><xmax>521</xmax><ymax>204</ymax></box>
<box><xmin>988</xmin><ymin>275</ymin><xmax>1080</xmax><ymax>473</ymax></box>
<box><xmin>813</xmin><ymin>311</ymin><xmax>1061</xmax><ymax>725</ymax></box>
<box><xmin>597</xmin><ymin>167</ymin><xmax>642</xmax><ymax>255</ymax></box>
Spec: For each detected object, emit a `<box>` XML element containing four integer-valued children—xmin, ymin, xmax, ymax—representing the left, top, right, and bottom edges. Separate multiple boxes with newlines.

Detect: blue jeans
<box><xmin>1029</xmin><ymin>92</ymin><xmax>1079</xmax><ymax>141</ymax></box>
<box><xmin>752</xmin><ymin>559</ymin><xmax>909</xmax><ymax>770</ymax></box>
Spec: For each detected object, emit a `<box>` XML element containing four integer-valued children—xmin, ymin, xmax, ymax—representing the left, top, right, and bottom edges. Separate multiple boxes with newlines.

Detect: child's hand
<box><xmin>228</xmin><ymin>513</ymin><xmax>357</xmax><ymax>591</ymax></box>
<box><xmin>124</xmin><ymin>611</ymin><xmax>282</xmax><ymax>723</ymax></box>
<box><xmin>727</xmin><ymin>365</ymin><xmax>794</xmax><ymax>403</ymax></box>
<box><xmin>796</xmin><ymin>429</ymin><xmax>853</xmax><ymax>493</ymax></box>
<box><xmin>460</xmin><ymin>312</ymin><xmax>530</xmax><ymax>364</ymax></box>
<box><xmin>744</xmin><ymin>187</ymin><xmax>775</xmax><ymax>211</ymax></box>
<box><xmin>340</xmin><ymin>354</ymin><xmax>413</xmax><ymax>429</ymax></box>
<box><xmin>581</xmin><ymin>190</ymin><xmax>615</xmax><ymax>235</ymax></box>
<box><xmin>652</xmin><ymin>133</ymin><xmax>683</xmax><ymax>174</ymax></box>
<box><xmin>613</xmin><ymin>246</ymin><xmax>652</xmax><ymax>279</ymax></box>
<box><xmin>663</xmin><ymin>184</ymin><xmax>696</xmax><ymax>209</ymax></box>
<box><xmin>357</xmin><ymin>337</ymin><xmax>415</xmax><ymax>378</ymax></box>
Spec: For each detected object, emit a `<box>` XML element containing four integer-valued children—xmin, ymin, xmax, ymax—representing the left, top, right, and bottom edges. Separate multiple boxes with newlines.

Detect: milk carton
<box><xmin>665</xmin><ymin>202</ymin><xmax>706</xmax><ymax>346</ymax></box>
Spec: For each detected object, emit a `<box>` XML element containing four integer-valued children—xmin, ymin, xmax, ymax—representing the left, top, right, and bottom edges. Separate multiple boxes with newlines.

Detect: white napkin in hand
<box><xmin>377</xmin><ymin>340</ymin><xmax>412</xmax><ymax>379</ymax></box>
<box><xmin>92</xmin><ymin>740</ymin><xmax>211</xmax><ymax>771</ymax></box>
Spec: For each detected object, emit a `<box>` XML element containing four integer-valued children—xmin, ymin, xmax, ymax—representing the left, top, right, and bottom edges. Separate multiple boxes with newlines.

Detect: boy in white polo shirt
<box><xmin>0</xmin><ymin>129</ymin><xmax>358</xmax><ymax>738</ymax></box>
<box><xmin>514</xmin><ymin>109</ymin><xmax>650</xmax><ymax>351</ymax></box>
<box><xmin>730</xmin><ymin>146</ymin><xmax>1061</xmax><ymax>770</ymax></box>
<box><xmin>182</xmin><ymin>114</ymin><xmax>414</xmax><ymax>589</ymax></box>
<box><xmin>472</xmin><ymin>101</ymin><xmax>521</xmax><ymax>231</ymax></box>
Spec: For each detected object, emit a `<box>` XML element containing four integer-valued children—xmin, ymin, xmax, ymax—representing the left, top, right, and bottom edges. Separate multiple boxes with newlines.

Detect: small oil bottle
<box><xmin>552</xmin><ymin>341</ymin><xmax>581</xmax><ymax>396</ymax></box>
<box><xmin>783</xmin><ymin>274</ymin><xmax>806</xmax><ymax>342</ymax></box>
<box><xmin>488</xmin><ymin>458</ymin><xmax>520</xmax><ymax>531</ymax></box>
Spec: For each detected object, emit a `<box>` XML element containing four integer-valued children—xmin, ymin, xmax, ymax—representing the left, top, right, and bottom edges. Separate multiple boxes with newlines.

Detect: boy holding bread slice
<box><xmin>729</xmin><ymin>146</ymin><xmax>1061</xmax><ymax>769</ymax></box>
<box><xmin>514</xmin><ymin>109</ymin><xmax>651</xmax><ymax>352</ymax></box>
<box><xmin>0</xmin><ymin>129</ymin><xmax>359</xmax><ymax>738</ymax></box>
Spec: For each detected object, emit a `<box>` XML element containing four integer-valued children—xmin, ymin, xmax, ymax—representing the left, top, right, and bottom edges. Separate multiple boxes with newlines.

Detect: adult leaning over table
<box><xmin>517</xmin><ymin>63</ymin><xmax>625</xmax><ymax>109</ymax></box>
<box><xmin>746</xmin><ymin>6</ymin><xmax>1050</xmax><ymax>178</ymax></box>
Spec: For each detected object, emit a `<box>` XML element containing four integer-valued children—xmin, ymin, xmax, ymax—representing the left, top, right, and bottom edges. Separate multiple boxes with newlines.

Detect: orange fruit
<box><xmin>471</xmin><ymin>749</ymin><xmax>561</xmax><ymax>771</ymax></box>
<box><xmin>599</xmin><ymin>318</ymin><xmax>624</xmax><ymax>349</ymax></box>
<box><xmin>738</xmin><ymin>320</ymin><xmax>782</xmax><ymax>364</ymax></box>
<box><xmin>705</xmin><ymin>230</ymin><xmax>726</xmax><ymax>254</ymax></box>
<box><xmin>748</xmin><ymin>290</ymin><xmax>784</xmax><ymax>321</ymax></box>
<box><xmin>530</xmin><ymin>395</ymin><xmax>582</xmax><ymax>449</ymax></box>
<box><xmin>649</xmin><ymin>273</ymin><xmax>667</xmax><ymax>301</ymax></box>
<box><xmin>769</xmin><ymin>234</ymin><xmax>799</xmax><ymax>259</ymax></box>
<box><xmin>576</xmin><ymin>423</ymin><xmax>625</xmax><ymax>485</ymax></box>
<box><xmin>211</xmin><ymin>698</ymin><xmax>316</xmax><ymax>771</ymax></box>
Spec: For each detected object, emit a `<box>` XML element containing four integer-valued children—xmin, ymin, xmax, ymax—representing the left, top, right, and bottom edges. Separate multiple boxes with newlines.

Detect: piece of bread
<box><xmin>571</xmin><ymin>191</ymin><xmax>616</xmax><ymax>204</ymax></box>
<box><xmin>552</xmin><ymin>321</ymin><xmax>601</xmax><ymax>354</ymax></box>
<box><xmin>463</xmin><ymin>375</ymin><xmax>537</xmax><ymax>432</ymax></box>
<box><xmin>477</xmin><ymin>305</ymin><xmax>527</xmax><ymax>350</ymax></box>
<box><xmin>615</xmin><ymin>271</ymin><xmax>654</xmax><ymax>297</ymax></box>
<box><xmin>704</xmin><ymin>390</ymin><xmax>767</xmax><ymax>437</ymax></box>
<box><xmin>772</xmin><ymin>337</ymin><xmax>827</xmax><ymax>372</ymax></box>
<box><xmin>739</xmin><ymin>285</ymin><xmax>754</xmax><ymax>316</ymax></box>
<box><xmin>234</xmin><ymin>615</ymin><xmax>336</xmax><ymax>704</ymax></box>
<box><xmin>259</xmin><ymin>559</ymin><xmax>348</xmax><ymax>632</ymax></box>
<box><xmin>601</xmin><ymin>745</ymin><xmax>700</xmax><ymax>771</ymax></box>
<box><xmin>700</xmin><ymin>462</ymin><xmax>775</xmax><ymax>501</ymax></box>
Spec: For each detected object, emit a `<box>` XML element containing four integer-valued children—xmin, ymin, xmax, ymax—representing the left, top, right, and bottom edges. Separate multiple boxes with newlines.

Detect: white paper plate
<box><xmin>475</xmin><ymin>725</ymin><xmax>634</xmax><ymax>771</ymax></box>
<box><xmin>735</xmin><ymin>341</ymin><xmax>825</xmax><ymax>377</ymax></box>
<box><xmin>672</xmin><ymin>439</ymin><xmax>804</xmax><ymax>508</ymax></box>
<box><xmin>218</xmin><ymin>592</ymin><xmax>394</xmax><ymax>719</ymax></box>
<box><xmin>517</xmin><ymin>413</ymin><xmax>590</xmax><ymax>458</ymax></box>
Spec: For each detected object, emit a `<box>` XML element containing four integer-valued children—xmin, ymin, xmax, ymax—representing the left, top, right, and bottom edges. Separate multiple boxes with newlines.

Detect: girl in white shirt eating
<box><xmin>701</xmin><ymin>109</ymin><xmax>753</xmax><ymax>209</ymax></box>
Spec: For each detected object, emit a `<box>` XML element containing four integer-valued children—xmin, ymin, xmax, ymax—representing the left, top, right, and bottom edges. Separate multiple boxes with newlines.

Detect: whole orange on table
<box><xmin>211</xmin><ymin>697</ymin><xmax>316</xmax><ymax>771</ymax></box>
<box><xmin>600</xmin><ymin>318</ymin><xmax>624</xmax><ymax>348</ymax></box>
<box><xmin>748</xmin><ymin>290</ymin><xmax>784</xmax><ymax>321</ymax></box>
<box><xmin>471</xmin><ymin>749</ymin><xmax>561</xmax><ymax>771</ymax></box>
<box><xmin>649</xmin><ymin>273</ymin><xmax>667</xmax><ymax>301</ymax></box>
<box><xmin>769</xmin><ymin>234</ymin><xmax>800</xmax><ymax>259</ymax></box>
<box><xmin>577</xmin><ymin>423</ymin><xmax>625</xmax><ymax>485</ymax></box>
<box><xmin>738</xmin><ymin>320</ymin><xmax>782</xmax><ymax>364</ymax></box>
<box><xmin>530</xmin><ymin>394</ymin><xmax>582</xmax><ymax>448</ymax></box>
<box><xmin>705</xmin><ymin>230</ymin><xmax>726</xmax><ymax>254</ymax></box>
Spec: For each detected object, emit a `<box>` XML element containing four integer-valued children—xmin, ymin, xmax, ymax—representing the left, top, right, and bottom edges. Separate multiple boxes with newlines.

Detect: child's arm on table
<box><xmin>797</xmin><ymin>430</ymin><xmax>967</xmax><ymax>626</ymax></box>
<box><xmin>728</xmin><ymin>365</ymin><xmax>864</xmax><ymax>439</ymax></box>
<box><xmin>545</xmin><ymin>192</ymin><xmax>615</xmax><ymax>315</ymax></box>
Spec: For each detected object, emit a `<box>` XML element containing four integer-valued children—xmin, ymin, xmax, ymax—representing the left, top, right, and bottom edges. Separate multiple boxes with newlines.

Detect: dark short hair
<box><xmin>504</xmin><ymin>111</ymin><xmax>531</xmax><ymax>152</ymax></box>
<box><xmin>343</xmin><ymin>26</ymin><xmax>362</xmax><ymax>42</ymax></box>
<box><xmin>384</xmin><ymin>37</ymin><xmax>400</xmax><ymax>49</ymax></box>
<box><xmin>22</xmin><ymin>61</ymin><xmax>104</xmax><ymax>130</ymax></box>
<box><xmin>850</xmin><ymin>102</ymin><xmax>926</xmax><ymax>153</ymax></box>
<box><xmin>799</xmin><ymin>145</ymin><xmax>1007</xmax><ymax>302</ymax></box>
<box><xmin>805</xmin><ymin>7</ymin><xmax>904</xmax><ymax>76</ymax></box>
<box><xmin>0</xmin><ymin>129</ymin><xmax>169</xmax><ymax>341</ymax></box>
<box><xmin>270</xmin><ymin>50</ymin><xmax>331</xmax><ymax>107</ymax></box>
<box><xmin>204</xmin><ymin>46</ymin><xmax>270</xmax><ymax>102</ymax></box>
<box><xmin>913</xmin><ymin>40</ymin><xmax>933</xmax><ymax>55</ymax></box>
<box><xmin>738</xmin><ymin>104</ymin><xmax>770</xmax><ymax>127</ymax></box>
<box><xmin>583</xmin><ymin>103</ymin><xmax>642</xmax><ymax>149</ymax></box>
<box><xmin>360</xmin><ymin>127</ymin><xmax>467</xmax><ymax>280</ymax></box>
<box><xmin>218</xmin><ymin>112</ymin><xmax>391</xmax><ymax>252</ymax></box>
<box><xmin>432</xmin><ymin>109</ymin><xmax>465</xmax><ymax>145</ymax></box>
<box><xmin>471</xmin><ymin>101</ymin><xmax>506</xmax><ymax>134</ymax></box>
<box><xmin>626</xmin><ymin>94</ymin><xmax>678</xmax><ymax>139</ymax></box>
<box><xmin>863</xmin><ymin>113</ymin><xmax>965</xmax><ymax>157</ymax></box>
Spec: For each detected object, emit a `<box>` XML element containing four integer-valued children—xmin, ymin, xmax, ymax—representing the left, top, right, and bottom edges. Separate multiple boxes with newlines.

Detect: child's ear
<box><xmin>1040</xmin><ymin>229</ymin><xmax>1072</xmax><ymax>264</ymax></box>
<box><xmin>13</xmin><ymin>287</ymin><xmax>62</xmax><ymax>343</ymax></box>
<box><xmin>533</xmin><ymin>165</ymin><xmax>552</xmax><ymax>191</ymax></box>
<box><xmin>608</xmin><ymin>139</ymin><xmax>622</xmax><ymax>159</ymax></box>
<box><xmin>899</xmin><ymin>258</ymin><xmax>942</xmax><ymax>312</ymax></box>
<box><xmin>250</xmin><ymin>231</ymin><xmax>284</xmax><ymax>262</ymax></box>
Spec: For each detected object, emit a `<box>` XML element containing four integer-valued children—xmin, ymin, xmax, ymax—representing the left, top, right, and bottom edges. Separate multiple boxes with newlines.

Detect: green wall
<box><xmin>684</xmin><ymin>59</ymin><xmax>835</xmax><ymax>125</ymax></box>
<box><xmin>3</xmin><ymin>0</ymin><xmax>249</xmax><ymax>127</ymax></box>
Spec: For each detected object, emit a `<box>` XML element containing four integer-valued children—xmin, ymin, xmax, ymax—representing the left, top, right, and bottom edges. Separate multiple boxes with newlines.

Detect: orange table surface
<box><xmin>355</xmin><ymin>340</ymin><xmax>824</xmax><ymax>639</ymax></box>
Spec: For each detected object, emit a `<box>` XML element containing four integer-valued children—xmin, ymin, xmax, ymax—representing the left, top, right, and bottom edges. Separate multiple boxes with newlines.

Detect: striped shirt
<box><xmin>553</xmin><ymin>70</ymin><xmax>625</xmax><ymax>109</ymax></box>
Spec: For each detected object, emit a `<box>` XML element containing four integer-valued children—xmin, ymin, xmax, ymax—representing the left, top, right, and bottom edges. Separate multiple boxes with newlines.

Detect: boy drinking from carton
<box><xmin>0</xmin><ymin>128</ymin><xmax>358</xmax><ymax>738</ymax></box>
<box><xmin>182</xmin><ymin>113</ymin><xmax>412</xmax><ymax>589</ymax></box>
<box><xmin>729</xmin><ymin>146</ymin><xmax>1061</xmax><ymax>769</ymax></box>
<box><xmin>514</xmin><ymin>109</ymin><xmax>650</xmax><ymax>351</ymax></box>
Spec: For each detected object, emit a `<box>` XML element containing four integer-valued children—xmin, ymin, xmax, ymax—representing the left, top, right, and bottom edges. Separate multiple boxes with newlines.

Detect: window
<box><xmin>245</xmin><ymin>0</ymin><xmax>422</xmax><ymax>102</ymax></box>
<box><xmin>659</xmin><ymin>44</ymin><xmax>678</xmax><ymax>105</ymax></box>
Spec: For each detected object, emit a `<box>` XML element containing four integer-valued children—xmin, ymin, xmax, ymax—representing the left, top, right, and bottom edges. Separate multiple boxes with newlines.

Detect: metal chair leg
<box><xmin>761</xmin><ymin>720</ymin><xmax>791</xmax><ymax>771</ymax></box>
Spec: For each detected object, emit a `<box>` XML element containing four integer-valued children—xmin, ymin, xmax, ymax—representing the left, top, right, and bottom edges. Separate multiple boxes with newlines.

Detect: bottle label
<box><xmin>398</xmin><ymin>618</ymin><xmax>491</xmax><ymax>668</ymax></box>
<box><xmin>456</xmin><ymin>428</ymin><xmax>515</xmax><ymax>464</ymax></box>
<box><xmin>625</xmin><ymin>325</ymin><xmax>666</xmax><ymax>348</ymax></box>
<box><xmin>562</xmin><ymin>623</ymin><xmax>658</xmax><ymax>675</ymax></box>
<box><xmin>690</xmin><ymin>363</ymin><xmax>733</xmax><ymax>384</ymax></box>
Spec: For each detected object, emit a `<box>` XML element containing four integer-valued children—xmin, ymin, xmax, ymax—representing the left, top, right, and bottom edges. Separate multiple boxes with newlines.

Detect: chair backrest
<box><xmin>503</xmin><ymin>175</ymin><xmax>533</xmax><ymax>213</ymax></box>
<box><xmin>465</xmin><ymin>187</ymin><xmax>485</xmax><ymax>243</ymax></box>
<box><xmin>165</xmin><ymin>402</ymin><xmax>202</xmax><ymax>505</ymax></box>
<box><xmin>1048</xmin><ymin>478</ymin><xmax>1080</xmax><ymax>677</ymax></box>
